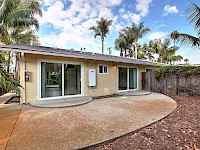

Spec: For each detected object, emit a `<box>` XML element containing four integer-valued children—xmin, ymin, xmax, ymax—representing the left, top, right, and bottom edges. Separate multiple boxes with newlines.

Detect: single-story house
<box><xmin>0</xmin><ymin>44</ymin><xmax>165</xmax><ymax>104</ymax></box>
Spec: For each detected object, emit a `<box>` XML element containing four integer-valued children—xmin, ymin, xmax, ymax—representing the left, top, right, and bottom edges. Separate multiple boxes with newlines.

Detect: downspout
<box><xmin>19</xmin><ymin>52</ymin><xmax>27</xmax><ymax>104</ymax></box>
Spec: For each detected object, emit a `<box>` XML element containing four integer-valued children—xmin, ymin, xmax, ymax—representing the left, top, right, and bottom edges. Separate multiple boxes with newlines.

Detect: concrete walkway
<box><xmin>0</xmin><ymin>93</ymin><xmax>177</xmax><ymax>150</ymax></box>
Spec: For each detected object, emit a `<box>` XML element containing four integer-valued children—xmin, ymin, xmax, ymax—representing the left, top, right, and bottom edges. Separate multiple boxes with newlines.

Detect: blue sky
<box><xmin>37</xmin><ymin>0</ymin><xmax>200</xmax><ymax>64</ymax></box>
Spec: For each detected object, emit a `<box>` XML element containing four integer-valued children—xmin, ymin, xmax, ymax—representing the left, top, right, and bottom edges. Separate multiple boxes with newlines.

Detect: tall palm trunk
<box><xmin>134</xmin><ymin>41</ymin><xmax>138</xmax><ymax>59</ymax></box>
<box><xmin>160</xmin><ymin>56</ymin><xmax>163</xmax><ymax>63</ymax></box>
<box><xmin>120</xmin><ymin>48</ymin><xmax>123</xmax><ymax>56</ymax></box>
<box><xmin>124</xmin><ymin>48</ymin><xmax>127</xmax><ymax>57</ymax></box>
<box><xmin>101</xmin><ymin>37</ymin><xmax>104</xmax><ymax>54</ymax></box>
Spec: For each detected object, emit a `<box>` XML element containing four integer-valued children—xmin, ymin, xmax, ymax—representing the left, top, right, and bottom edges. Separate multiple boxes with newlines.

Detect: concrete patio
<box><xmin>0</xmin><ymin>92</ymin><xmax>177</xmax><ymax>150</ymax></box>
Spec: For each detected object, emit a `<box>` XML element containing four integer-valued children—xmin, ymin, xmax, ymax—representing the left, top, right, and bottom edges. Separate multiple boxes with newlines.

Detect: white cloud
<box><xmin>38</xmin><ymin>0</ymin><xmax>123</xmax><ymax>53</ymax></box>
<box><xmin>148</xmin><ymin>31</ymin><xmax>168</xmax><ymax>40</ymax></box>
<box><xmin>94</xmin><ymin>0</ymin><xmax>122</xmax><ymax>7</ymax></box>
<box><xmin>163</xmin><ymin>5</ymin><xmax>178</xmax><ymax>16</ymax></box>
<box><xmin>136</xmin><ymin>0</ymin><xmax>153</xmax><ymax>17</ymax></box>
<box><xmin>119</xmin><ymin>7</ymin><xmax>125</xmax><ymax>13</ymax></box>
<box><xmin>121</xmin><ymin>11</ymin><xmax>141</xmax><ymax>24</ymax></box>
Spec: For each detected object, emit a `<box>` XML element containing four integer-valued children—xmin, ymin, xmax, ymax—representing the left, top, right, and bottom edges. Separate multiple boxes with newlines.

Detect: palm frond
<box><xmin>186</xmin><ymin>3</ymin><xmax>200</xmax><ymax>36</ymax></box>
<box><xmin>177</xmin><ymin>33</ymin><xmax>200</xmax><ymax>49</ymax></box>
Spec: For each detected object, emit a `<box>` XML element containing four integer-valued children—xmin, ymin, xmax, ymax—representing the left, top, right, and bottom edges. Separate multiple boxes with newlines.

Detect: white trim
<box><xmin>38</xmin><ymin>59</ymin><xmax>84</xmax><ymax>101</ymax></box>
<box><xmin>117</xmin><ymin>66</ymin><xmax>138</xmax><ymax>92</ymax></box>
<box><xmin>98</xmin><ymin>64</ymin><xmax>108</xmax><ymax>74</ymax></box>
<box><xmin>145</xmin><ymin>68</ymin><xmax>155</xmax><ymax>72</ymax></box>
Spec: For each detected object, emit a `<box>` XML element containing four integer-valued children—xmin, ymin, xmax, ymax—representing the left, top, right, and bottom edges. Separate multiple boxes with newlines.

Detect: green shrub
<box><xmin>0</xmin><ymin>68</ymin><xmax>22</xmax><ymax>95</ymax></box>
<box><xmin>154</xmin><ymin>66</ymin><xmax>200</xmax><ymax>80</ymax></box>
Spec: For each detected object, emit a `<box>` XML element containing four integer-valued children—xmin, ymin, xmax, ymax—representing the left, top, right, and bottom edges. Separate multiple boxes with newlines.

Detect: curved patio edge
<box><xmin>116</xmin><ymin>90</ymin><xmax>151</xmax><ymax>96</ymax></box>
<box><xmin>29</xmin><ymin>96</ymin><xmax>93</xmax><ymax>108</ymax></box>
<box><xmin>77</xmin><ymin>93</ymin><xmax>177</xmax><ymax>150</ymax></box>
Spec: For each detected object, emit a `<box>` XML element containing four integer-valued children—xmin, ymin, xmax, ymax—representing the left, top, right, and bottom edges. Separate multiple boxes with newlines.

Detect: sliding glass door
<box><xmin>129</xmin><ymin>68</ymin><xmax>137</xmax><ymax>89</ymax></box>
<box><xmin>64</xmin><ymin>64</ymin><xmax>81</xmax><ymax>95</ymax></box>
<box><xmin>118</xmin><ymin>67</ymin><xmax>137</xmax><ymax>91</ymax></box>
<box><xmin>41</xmin><ymin>62</ymin><xmax>82</xmax><ymax>99</ymax></box>
<box><xmin>119</xmin><ymin>67</ymin><xmax>127</xmax><ymax>90</ymax></box>
<box><xmin>41</xmin><ymin>62</ymin><xmax>62</xmax><ymax>98</ymax></box>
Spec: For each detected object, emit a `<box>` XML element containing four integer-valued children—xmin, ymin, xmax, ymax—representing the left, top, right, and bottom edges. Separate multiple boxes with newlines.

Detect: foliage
<box><xmin>171</xmin><ymin>3</ymin><xmax>200</xmax><ymax>49</ymax></box>
<box><xmin>0</xmin><ymin>0</ymin><xmax>42</xmax><ymax>95</ymax></box>
<box><xmin>89</xmin><ymin>17</ymin><xmax>112</xmax><ymax>54</ymax></box>
<box><xmin>0</xmin><ymin>0</ymin><xmax>42</xmax><ymax>45</ymax></box>
<box><xmin>0</xmin><ymin>69</ymin><xmax>22</xmax><ymax>95</ymax></box>
<box><xmin>154</xmin><ymin>65</ymin><xmax>200</xmax><ymax>79</ymax></box>
<box><xmin>125</xmin><ymin>22</ymin><xmax>150</xmax><ymax>59</ymax></box>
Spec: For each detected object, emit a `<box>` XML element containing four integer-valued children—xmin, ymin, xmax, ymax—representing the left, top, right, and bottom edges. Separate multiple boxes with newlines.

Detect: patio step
<box><xmin>29</xmin><ymin>96</ymin><xmax>93</xmax><ymax>108</ymax></box>
<box><xmin>116</xmin><ymin>90</ymin><xmax>151</xmax><ymax>96</ymax></box>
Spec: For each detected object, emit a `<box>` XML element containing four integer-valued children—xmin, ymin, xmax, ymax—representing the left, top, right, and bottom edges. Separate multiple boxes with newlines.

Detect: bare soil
<box><xmin>84</xmin><ymin>96</ymin><xmax>200</xmax><ymax>150</ymax></box>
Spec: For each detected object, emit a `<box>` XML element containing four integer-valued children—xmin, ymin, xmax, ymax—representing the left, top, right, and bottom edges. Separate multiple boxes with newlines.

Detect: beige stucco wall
<box><xmin>20</xmin><ymin>53</ymin><xmax>159</xmax><ymax>103</ymax></box>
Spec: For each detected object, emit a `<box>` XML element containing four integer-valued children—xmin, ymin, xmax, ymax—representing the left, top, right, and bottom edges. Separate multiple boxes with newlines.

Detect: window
<box><xmin>98</xmin><ymin>65</ymin><xmax>108</xmax><ymax>74</ymax></box>
<box><xmin>146</xmin><ymin>68</ymin><xmax>154</xmax><ymax>72</ymax></box>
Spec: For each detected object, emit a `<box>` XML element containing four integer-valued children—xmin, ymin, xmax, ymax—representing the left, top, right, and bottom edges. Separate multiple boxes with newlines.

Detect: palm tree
<box><xmin>172</xmin><ymin>55</ymin><xmax>183</xmax><ymax>64</ymax></box>
<box><xmin>0</xmin><ymin>0</ymin><xmax>42</xmax><ymax>45</ymax></box>
<box><xmin>184</xmin><ymin>58</ymin><xmax>189</xmax><ymax>64</ymax></box>
<box><xmin>115</xmin><ymin>37</ymin><xmax>126</xmax><ymax>57</ymax></box>
<box><xmin>126</xmin><ymin>22</ymin><xmax>150</xmax><ymax>59</ymax></box>
<box><xmin>142</xmin><ymin>40</ymin><xmax>156</xmax><ymax>61</ymax></box>
<box><xmin>164</xmin><ymin>46</ymin><xmax>179</xmax><ymax>64</ymax></box>
<box><xmin>175</xmin><ymin>3</ymin><xmax>200</xmax><ymax>49</ymax></box>
<box><xmin>127</xmin><ymin>49</ymin><xmax>134</xmax><ymax>58</ymax></box>
<box><xmin>118</xmin><ymin>29</ymin><xmax>132</xmax><ymax>57</ymax></box>
<box><xmin>170</xmin><ymin>30</ymin><xmax>180</xmax><ymax>46</ymax></box>
<box><xmin>89</xmin><ymin>17</ymin><xmax>113</xmax><ymax>54</ymax></box>
<box><xmin>154</xmin><ymin>39</ymin><xmax>178</xmax><ymax>63</ymax></box>
<box><xmin>0</xmin><ymin>0</ymin><xmax>42</xmax><ymax>94</ymax></box>
<box><xmin>0</xmin><ymin>0</ymin><xmax>42</xmax><ymax>72</ymax></box>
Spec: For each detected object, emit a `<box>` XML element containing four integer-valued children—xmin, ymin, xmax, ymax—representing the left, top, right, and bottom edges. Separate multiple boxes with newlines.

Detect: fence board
<box><xmin>142</xmin><ymin>72</ymin><xmax>200</xmax><ymax>96</ymax></box>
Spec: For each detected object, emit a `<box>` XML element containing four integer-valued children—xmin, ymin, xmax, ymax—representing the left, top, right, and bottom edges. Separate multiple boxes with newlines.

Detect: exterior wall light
<box><xmin>113</xmin><ymin>65</ymin><xmax>117</xmax><ymax>69</ymax></box>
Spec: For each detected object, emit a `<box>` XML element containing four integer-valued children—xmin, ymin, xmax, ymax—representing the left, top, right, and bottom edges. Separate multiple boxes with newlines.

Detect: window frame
<box><xmin>98</xmin><ymin>64</ymin><xmax>108</xmax><ymax>74</ymax></box>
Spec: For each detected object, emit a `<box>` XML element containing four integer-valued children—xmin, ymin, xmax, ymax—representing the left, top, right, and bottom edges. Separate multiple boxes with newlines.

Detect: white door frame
<box><xmin>38</xmin><ymin>59</ymin><xmax>84</xmax><ymax>100</ymax></box>
<box><xmin>117</xmin><ymin>66</ymin><xmax>138</xmax><ymax>92</ymax></box>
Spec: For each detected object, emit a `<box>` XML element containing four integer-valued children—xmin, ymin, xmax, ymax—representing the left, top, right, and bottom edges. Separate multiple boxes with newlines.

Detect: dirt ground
<box><xmin>85</xmin><ymin>96</ymin><xmax>200</xmax><ymax>150</ymax></box>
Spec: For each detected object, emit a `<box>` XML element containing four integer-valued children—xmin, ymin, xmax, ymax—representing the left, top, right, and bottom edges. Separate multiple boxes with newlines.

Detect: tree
<box><xmin>89</xmin><ymin>17</ymin><xmax>113</xmax><ymax>54</ymax></box>
<box><xmin>115</xmin><ymin>37</ymin><xmax>126</xmax><ymax>57</ymax></box>
<box><xmin>170</xmin><ymin>30</ymin><xmax>180</xmax><ymax>46</ymax></box>
<box><xmin>126</xmin><ymin>22</ymin><xmax>150</xmax><ymax>59</ymax></box>
<box><xmin>142</xmin><ymin>40</ymin><xmax>156</xmax><ymax>61</ymax></box>
<box><xmin>164</xmin><ymin>46</ymin><xmax>179</xmax><ymax>64</ymax></box>
<box><xmin>174</xmin><ymin>3</ymin><xmax>200</xmax><ymax>49</ymax></box>
<box><xmin>0</xmin><ymin>0</ymin><xmax>42</xmax><ymax>45</ymax></box>
<box><xmin>0</xmin><ymin>0</ymin><xmax>42</xmax><ymax>94</ymax></box>
<box><xmin>154</xmin><ymin>39</ymin><xmax>179</xmax><ymax>63</ymax></box>
<box><xmin>184</xmin><ymin>58</ymin><xmax>189</xmax><ymax>64</ymax></box>
<box><xmin>172</xmin><ymin>55</ymin><xmax>183</xmax><ymax>64</ymax></box>
<box><xmin>118</xmin><ymin>28</ymin><xmax>132</xmax><ymax>57</ymax></box>
<box><xmin>0</xmin><ymin>0</ymin><xmax>42</xmax><ymax>72</ymax></box>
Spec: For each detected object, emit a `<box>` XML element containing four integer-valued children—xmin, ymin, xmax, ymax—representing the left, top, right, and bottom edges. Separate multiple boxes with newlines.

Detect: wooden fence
<box><xmin>142</xmin><ymin>72</ymin><xmax>200</xmax><ymax>96</ymax></box>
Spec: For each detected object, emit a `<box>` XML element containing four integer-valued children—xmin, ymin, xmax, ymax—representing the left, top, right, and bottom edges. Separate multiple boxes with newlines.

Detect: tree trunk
<box><xmin>125</xmin><ymin>49</ymin><xmax>127</xmax><ymax>57</ymax></box>
<box><xmin>160</xmin><ymin>56</ymin><xmax>163</xmax><ymax>63</ymax></box>
<box><xmin>120</xmin><ymin>48</ymin><xmax>123</xmax><ymax>57</ymax></box>
<box><xmin>101</xmin><ymin>38</ymin><xmax>104</xmax><ymax>54</ymax></box>
<box><xmin>134</xmin><ymin>42</ymin><xmax>137</xmax><ymax>59</ymax></box>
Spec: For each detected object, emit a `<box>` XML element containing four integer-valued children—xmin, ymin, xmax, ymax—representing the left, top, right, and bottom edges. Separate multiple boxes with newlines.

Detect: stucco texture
<box><xmin>20</xmin><ymin>54</ymin><xmax>158</xmax><ymax>103</ymax></box>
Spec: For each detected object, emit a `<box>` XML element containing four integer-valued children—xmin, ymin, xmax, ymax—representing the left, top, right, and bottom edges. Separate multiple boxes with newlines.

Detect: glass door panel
<box><xmin>41</xmin><ymin>62</ymin><xmax>62</xmax><ymax>98</ymax></box>
<box><xmin>129</xmin><ymin>68</ymin><xmax>137</xmax><ymax>89</ymax></box>
<box><xmin>118</xmin><ymin>67</ymin><xmax>127</xmax><ymax>90</ymax></box>
<box><xmin>64</xmin><ymin>64</ymin><xmax>81</xmax><ymax>95</ymax></box>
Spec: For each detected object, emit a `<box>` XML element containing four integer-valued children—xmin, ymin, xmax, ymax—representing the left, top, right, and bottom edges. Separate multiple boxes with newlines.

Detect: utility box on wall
<box><xmin>88</xmin><ymin>69</ymin><xmax>96</xmax><ymax>86</ymax></box>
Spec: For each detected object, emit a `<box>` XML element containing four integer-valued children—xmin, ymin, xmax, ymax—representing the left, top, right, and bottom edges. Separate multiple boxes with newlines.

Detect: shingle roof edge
<box><xmin>0</xmin><ymin>44</ymin><xmax>167</xmax><ymax>67</ymax></box>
